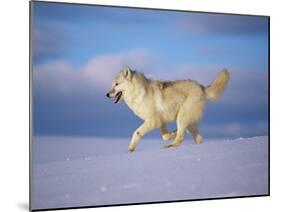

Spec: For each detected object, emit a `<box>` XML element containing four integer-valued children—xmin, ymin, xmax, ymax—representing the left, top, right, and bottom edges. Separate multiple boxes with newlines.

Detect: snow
<box><xmin>31</xmin><ymin>136</ymin><xmax>269</xmax><ymax>210</ymax></box>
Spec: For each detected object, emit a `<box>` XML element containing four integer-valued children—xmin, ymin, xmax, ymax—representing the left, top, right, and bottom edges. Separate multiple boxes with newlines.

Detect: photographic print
<box><xmin>30</xmin><ymin>1</ymin><xmax>269</xmax><ymax>211</ymax></box>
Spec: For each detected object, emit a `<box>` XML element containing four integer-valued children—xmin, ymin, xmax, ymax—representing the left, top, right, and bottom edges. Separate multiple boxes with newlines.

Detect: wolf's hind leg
<box><xmin>164</xmin><ymin>112</ymin><xmax>188</xmax><ymax>148</ymax></box>
<box><xmin>164</xmin><ymin>126</ymin><xmax>185</xmax><ymax>148</ymax></box>
<box><xmin>165</xmin><ymin>97</ymin><xmax>205</xmax><ymax>148</ymax></box>
<box><xmin>160</xmin><ymin>126</ymin><xmax>177</xmax><ymax>141</ymax></box>
<box><xmin>187</xmin><ymin>123</ymin><xmax>203</xmax><ymax>144</ymax></box>
<box><xmin>128</xmin><ymin>121</ymin><xmax>156</xmax><ymax>152</ymax></box>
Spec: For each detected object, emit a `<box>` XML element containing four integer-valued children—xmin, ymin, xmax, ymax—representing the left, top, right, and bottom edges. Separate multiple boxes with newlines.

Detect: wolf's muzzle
<box><xmin>106</xmin><ymin>93</ymin><xmax>110</xmax><ymax>98</ymax></box>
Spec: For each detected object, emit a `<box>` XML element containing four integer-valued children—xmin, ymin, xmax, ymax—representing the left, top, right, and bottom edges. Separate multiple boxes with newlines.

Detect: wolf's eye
<box><xmin>115</xmin><ymin>83</ymin><xmax>119</xmax><ymax>86</ymax></box>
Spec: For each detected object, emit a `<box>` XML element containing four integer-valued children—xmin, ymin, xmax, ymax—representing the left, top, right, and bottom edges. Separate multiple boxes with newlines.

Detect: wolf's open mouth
<box><xmin>114</xmin><ymin>91</ymin><xmax>122</xmax><ymax>104</ymax></box>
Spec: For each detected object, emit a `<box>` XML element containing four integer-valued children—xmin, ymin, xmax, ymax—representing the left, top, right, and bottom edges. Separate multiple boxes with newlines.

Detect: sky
<box><xmin>32</xmin><ymin>2</ymin><xmax>269</xmax><ymax>139</ymax></box>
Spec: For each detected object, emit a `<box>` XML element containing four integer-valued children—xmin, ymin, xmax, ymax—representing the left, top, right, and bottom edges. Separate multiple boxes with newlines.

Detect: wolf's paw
<box><xmin>162</xmin><ymin>132</ymin><xmax>176</xmax><ymax>141</ymax></box>
<box><xmin>128</xmin><ymin>147</ymin><xmax>136</xmax><ymax>153</ymax></box>
<box><xmin>195</xmin><ymin>135</ymin><xmax>203</xmax><ymax>144</ymax></box>
<box><xmin>163</xmin><ymin>142</ymin><xmax>182</xmax><ymax>148</ymax></box>
<box><xmin>162</xmin><ymin>134</ymin><xmax>171</xmax><ymax>141</ymax></box>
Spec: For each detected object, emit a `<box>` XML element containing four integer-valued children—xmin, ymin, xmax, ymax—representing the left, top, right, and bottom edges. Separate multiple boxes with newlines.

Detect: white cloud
<box><xmin>82</xmin><ymin>48</ymin><xmax>157</xmax><ymax>88</ymax></box>
<box><xmin>34</xmin><ymin>51</ymin><xmax>268</xmax><ymax>111</ymax></box>
<box><xmin>33</xmin><ymin>48</ymin><xmax>157</xmax><ymax>95</ymax></box>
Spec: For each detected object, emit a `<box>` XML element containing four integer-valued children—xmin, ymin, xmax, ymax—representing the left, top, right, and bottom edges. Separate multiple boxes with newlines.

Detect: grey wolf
<box><xmin>106</xmin><ymin>67</ymin><xmax>229</xmax><ymax>152</ymax></box>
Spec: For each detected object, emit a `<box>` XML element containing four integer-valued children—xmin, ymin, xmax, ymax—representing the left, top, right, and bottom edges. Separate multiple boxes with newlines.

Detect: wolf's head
<box><xmin>106</xmin><ymin>66</ymin><xmax>134</xmax><ymax>104</ymax></box>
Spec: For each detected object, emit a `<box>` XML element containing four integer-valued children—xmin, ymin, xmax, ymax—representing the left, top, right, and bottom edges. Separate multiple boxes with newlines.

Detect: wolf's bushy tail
<box><xmin>205</xmin><ymin>69</ymin><xmax>230</xmax><ymax>101</ymax></box>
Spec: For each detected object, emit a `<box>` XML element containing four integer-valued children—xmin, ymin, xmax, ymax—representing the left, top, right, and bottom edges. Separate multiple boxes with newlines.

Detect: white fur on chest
<box><xmin>124</xmin><ymin>90</ymin><xmax>153</xmax><ymax>120</ymax></box>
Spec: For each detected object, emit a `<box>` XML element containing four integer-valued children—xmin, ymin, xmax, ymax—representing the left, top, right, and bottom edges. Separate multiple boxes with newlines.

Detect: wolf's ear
<box><xmin>123</xmin><ymin>66</ymin><xmax>132</xmax><ymax>79</ymax></box>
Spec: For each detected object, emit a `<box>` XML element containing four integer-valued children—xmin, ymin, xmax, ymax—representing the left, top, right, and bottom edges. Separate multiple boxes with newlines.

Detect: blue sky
<box><xmin>32</xmin><ymin>2</ymin><xmax>269</xmax><ymax>138</ymax></box>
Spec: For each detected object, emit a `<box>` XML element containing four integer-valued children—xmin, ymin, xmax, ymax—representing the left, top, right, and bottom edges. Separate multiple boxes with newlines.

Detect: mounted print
<box><xmin>30</xmin><ymin>1</ymin><xmax>269</xmax><ymax>211</ymax></box>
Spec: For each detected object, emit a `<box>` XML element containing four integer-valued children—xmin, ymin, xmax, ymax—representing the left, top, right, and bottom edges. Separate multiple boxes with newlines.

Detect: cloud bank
<box><xmin>33</xmin><ymin>49</ymin><xmax>268</xmax><ymax>138</ymax></box>
<box><xmin>34</xmin><ymin>48</ymin><xmax>156</xmax><ymax>95</ymax></box>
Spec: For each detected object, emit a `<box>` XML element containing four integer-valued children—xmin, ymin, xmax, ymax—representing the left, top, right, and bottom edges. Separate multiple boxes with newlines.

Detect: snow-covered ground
<box><xmin>31</xmin><ymin>135</ymin><xmax>269</xmax><ymax>210</ymax></box>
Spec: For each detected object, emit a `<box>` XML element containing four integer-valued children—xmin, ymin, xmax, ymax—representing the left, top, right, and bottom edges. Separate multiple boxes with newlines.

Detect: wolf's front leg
<box><xmin>128</xmin><ymin>121</ymin><xmax>156</xmax><ymax>152</ymax></box>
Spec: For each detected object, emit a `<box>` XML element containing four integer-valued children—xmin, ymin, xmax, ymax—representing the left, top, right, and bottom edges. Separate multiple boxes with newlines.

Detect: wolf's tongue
<box><xmin>114</xmin><ymin>91</ymin><xmax>122</xmax><ymax>104</ymax></box>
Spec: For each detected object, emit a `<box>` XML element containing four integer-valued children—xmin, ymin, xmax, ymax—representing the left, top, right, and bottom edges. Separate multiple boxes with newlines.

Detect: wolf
<box><xmin>106</xmin><ymin>67</ymin><xmax>229</xmax><ymax>152</ymax></box>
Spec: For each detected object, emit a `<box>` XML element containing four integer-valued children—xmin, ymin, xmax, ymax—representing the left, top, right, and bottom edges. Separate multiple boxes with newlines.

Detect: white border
<box><xmin>1</xmin><ymin>0</ymin><xmax>279</xmax><ymax>212</ymax></box>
